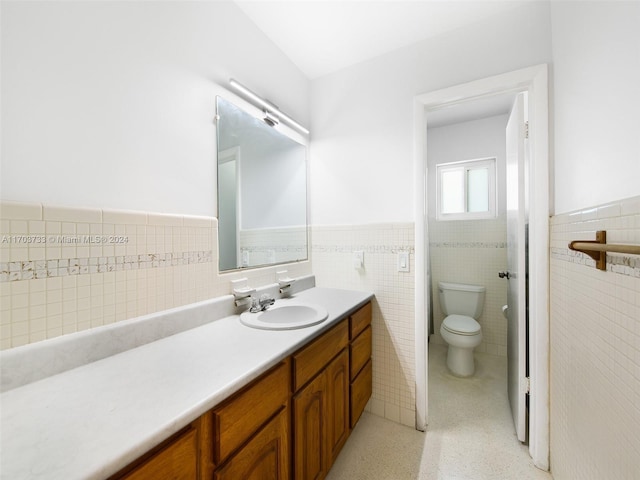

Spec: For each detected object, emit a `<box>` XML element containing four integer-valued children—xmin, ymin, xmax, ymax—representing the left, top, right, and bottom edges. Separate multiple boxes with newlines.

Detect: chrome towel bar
<box><xmin>569</xmin><ymin>230</ymin><xmax>640</xmax><ymax>270</ymax></box>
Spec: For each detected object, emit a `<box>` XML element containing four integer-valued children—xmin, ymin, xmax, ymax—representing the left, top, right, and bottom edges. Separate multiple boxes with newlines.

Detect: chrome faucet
<box><xmin>250</xmin><ymin>294</ymin><xmax>276</xmax><ymax>313</ymax></box>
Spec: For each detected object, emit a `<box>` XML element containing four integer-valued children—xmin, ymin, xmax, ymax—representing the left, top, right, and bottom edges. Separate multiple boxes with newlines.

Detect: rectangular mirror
<box><xmin>216</xmin><ymin>96</ymin><xmax>308</xmax><ymax>271</ymax></box>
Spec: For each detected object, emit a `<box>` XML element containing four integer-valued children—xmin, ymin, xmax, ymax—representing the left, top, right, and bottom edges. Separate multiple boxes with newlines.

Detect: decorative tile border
<box><xmin>551</xmin><ymin>247</ymin><xmax>640</xmax><ymax>278</ymax></box>
<box><xmin>429</xmin><ymin>241</ymin><xmax>506</xmax><ymax>248</ymax></box>
<box><xmin>242</xmin><ymin>245</ymin><xmax>307</xmax><ymax>254</ymax></box>
<box><xmin>311</xmin><ymin>244</ymin><xmax>415</xmax><ymax>254</ymax></box>
<box><xmin>550</xmin><ymin>195</ymin><xmax>640</xmax><ymax>278</ymax></box>
<box><xmin>0</xmin><ymin>251</ymin><xmax>213</xmax><ymax>282</ymax></box>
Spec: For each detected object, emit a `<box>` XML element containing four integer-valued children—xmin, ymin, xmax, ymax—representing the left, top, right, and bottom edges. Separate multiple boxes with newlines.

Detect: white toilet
<box><xmin>438</xmin><ymin>281</ymin><xmax>485</xmax><ymax>377</ymax></box>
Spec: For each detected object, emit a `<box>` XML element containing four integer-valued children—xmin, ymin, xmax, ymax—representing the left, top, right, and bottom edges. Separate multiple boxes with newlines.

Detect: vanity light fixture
<box><xmin>229</xmin><ymin>78</ymin><xmax>310</xmax><ymax>135</ymax></box>
<box><xmin>263</xmin><ymin>110</ymin><xmax>280</xmax><ymax>127</ymax></box>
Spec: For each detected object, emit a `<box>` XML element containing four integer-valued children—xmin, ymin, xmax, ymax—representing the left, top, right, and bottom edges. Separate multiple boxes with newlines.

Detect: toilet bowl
<box><xmin>438</xmin><ymin>282</ymin><xmax>485</xmax><ymax>377</ymax></box>
<box><xmin>440</xmin><ymin>315</ymin><xmax>482</xmax><ymax>376</ymax></box>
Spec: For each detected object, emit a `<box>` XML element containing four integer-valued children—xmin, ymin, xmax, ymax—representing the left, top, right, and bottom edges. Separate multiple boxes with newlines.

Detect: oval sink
<box><xmin>240</xmin><ymin>303</ymin><xmax>329</xmax><ymax>330</ymax></box>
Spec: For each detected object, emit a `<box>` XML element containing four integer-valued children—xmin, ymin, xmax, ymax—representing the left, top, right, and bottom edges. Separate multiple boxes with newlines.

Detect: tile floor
<box><xmin>326</xmin><ymin>343</ymin><xmax>553</xmax><ymax>479</ymax></box>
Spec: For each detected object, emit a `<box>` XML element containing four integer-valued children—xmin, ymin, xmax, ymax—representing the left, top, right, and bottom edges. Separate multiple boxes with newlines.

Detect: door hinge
<box><xmin>525</xmin><ymin>377</ymin><xmax>531</xmax><ymax>394</ymax></box>
<box><xmin>524</xmin><ymin>121</ymin><xmax>529</xmax><ymax>139</ymax></box>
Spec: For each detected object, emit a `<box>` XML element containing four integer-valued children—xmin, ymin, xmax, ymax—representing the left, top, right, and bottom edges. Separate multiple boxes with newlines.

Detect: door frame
<box><xmin>413</xmin><ymin>64</ymin><xmax>549</xmax><ymax>469</ymax></box>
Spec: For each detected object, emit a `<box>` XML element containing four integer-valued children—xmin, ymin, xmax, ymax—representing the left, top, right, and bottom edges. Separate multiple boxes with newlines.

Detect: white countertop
<box><xmin>0</xmin><ymin>287</ymin><xmax>373</xmax><ymax>480</ymax></box>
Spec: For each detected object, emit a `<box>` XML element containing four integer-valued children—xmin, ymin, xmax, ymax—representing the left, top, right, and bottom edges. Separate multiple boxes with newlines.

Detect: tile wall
<box><xmin>550</xmin><ymin>195</ymin><xmax>640</xmax><ymax>479</ymax></box>
<box><xmin>312</xmin><ymin>223</ymin><xmax>416</xmax><ymax>427</ymax></box>
<box><xmin>239</xmin><ymin>226</ymin><xmax>307</xmax><ymax>266</ymax></box>
<box><xmin>0</xmin><ymin>201</ymin><xmax>311</xmax><ymax>350</ymax></box>
<box><xmin>428</xmin><ymin>216</ymin><xmax>508</xmax><ymax>356</ymax></box>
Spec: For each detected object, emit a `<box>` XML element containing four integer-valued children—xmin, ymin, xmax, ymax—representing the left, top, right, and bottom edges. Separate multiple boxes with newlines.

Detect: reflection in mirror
<box><xmin>216</xmin><ymin>96</ymin><xmax>308</xmax><ymax>271</ymax></box>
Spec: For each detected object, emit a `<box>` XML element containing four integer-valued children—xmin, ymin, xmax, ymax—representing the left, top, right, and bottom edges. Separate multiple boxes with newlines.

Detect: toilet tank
<box><xmin>438</xmin><ymin>282</ymin><xmax>486</xmax><ymax>318</ymax></box>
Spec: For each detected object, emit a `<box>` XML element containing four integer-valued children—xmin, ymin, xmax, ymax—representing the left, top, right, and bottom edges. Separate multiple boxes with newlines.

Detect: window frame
<box><xmin>436</xmin><ymin>157</ymin><xmax>497</xmax><ymax>221</ymax></box>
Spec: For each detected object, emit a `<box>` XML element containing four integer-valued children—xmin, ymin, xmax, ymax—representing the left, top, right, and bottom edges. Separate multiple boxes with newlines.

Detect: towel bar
<box><xmin>568</xmin><ymin>230</ymin><xmax>640</xmax><ymax>270</ymax></box>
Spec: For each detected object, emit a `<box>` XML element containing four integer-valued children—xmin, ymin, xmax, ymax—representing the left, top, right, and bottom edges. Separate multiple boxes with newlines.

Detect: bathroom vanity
<box><xmin>0</xmin><ymin>283</ymin><xmax>373</xmax><ymax>480</ymax></box>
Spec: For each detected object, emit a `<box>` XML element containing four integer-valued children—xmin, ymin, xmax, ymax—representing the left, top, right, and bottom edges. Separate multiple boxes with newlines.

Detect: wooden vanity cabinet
<box><xmin>292</xmin><ymin>320</ymin><xmax>349</xmax><ymax>480</ymax></box>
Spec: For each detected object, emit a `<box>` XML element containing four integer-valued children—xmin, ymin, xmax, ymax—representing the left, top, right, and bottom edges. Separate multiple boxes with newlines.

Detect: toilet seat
<box><xmin>442</xmin><ymin>314</ymin><xmax>481</xmax><ymax>336</ymax></box>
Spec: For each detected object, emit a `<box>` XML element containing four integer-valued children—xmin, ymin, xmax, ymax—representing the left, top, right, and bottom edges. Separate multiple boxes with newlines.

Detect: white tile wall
<box><xmin>428</xmin><ymin>216</ymin><xmax>508</xmax><ymax>356</ymax></box>
<box><xmin>550</xmin><ymin>195</ymin><xmax>640</xmax><ymax>479</ymax></box>
<box><xmin>312</xmin><ymin>223</ymin><xmax>416</xmax><ymax>427</ymax></box>
<box><xmin>0</xmin><ymin>202</ymin><xmax>217</xmax><ymax>349</ymax></box>
<box><xmin>239</xmin><ymin>226</ymin><xmax>307</xmax><ymax>266</ymax></box>
<box><xmin>0</xmin><ymin>201</ymin><xmax>312</xmax><ymax>350</ymax></box>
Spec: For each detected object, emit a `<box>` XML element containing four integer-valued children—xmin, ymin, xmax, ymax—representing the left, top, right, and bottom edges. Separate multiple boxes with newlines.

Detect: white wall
<box><xmin>0</xmin><ymin>1</ymin><xmax>309</xmax><ymax>217</ymax></box>
<box><xmin>551</xmin><ymin>1</ymin><xmax>640</xmax><ymax>215</ymax></box>
<box><xmin>309</xmin><ymin>2</ymin><xmax>552</xmax><ymax>225</ymax></box>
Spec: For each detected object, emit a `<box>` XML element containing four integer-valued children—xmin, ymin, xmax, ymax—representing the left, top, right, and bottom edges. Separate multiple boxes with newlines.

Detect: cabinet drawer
<box><xmin>350</xmin><ymin>325</ymin><xmax>372</xmax><ymax>381</ymax></box>
<box><xmin>120</xmin><ymin>427</ymin><xmax>197</xmax><ymax>480</ymax></box>
<box><xmin>214</xmin><ymin>407</ymin><xmax>289</xmax><ymax>480</ymax></box>
<box><xmin>293</xmin><ymin>320</ymin><xmax>348</xmax><ymax>392</ymax></box>
<box><xmin>214</xmin><ymin>360</ymin><xmax>290</xmax><ymax>464</ymax></box>
<box><xmin>349</xmin><ymin>302</ymin><xmax>372</xmax><ymax>339</ymax></box>
<box><xmin>350</xmin><ymin>359</ymin><xmax>372</xmax><ymax>428</ymax></box>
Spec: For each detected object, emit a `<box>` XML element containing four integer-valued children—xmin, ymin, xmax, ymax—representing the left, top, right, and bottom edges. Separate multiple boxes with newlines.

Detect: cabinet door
<box><xmin>214</xmin><ymin>408</ymin><xmax>289</xmax><ymax>480</ymax></box>
<box><xmin>293</xmin><ymin>372</ymin><xmax>328</xmax><ymax>480</ymax></box>
<box><xmin>326</xmin><ymin>349</ymin><xmax>350</xmax><ymax>467</ymax></box>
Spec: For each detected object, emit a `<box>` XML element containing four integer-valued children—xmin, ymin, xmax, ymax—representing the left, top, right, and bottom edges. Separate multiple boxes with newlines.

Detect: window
<box><xmin>436</xmin><ymin>158</ymin><xmax>496</xmax><ymax>220</ymax></box>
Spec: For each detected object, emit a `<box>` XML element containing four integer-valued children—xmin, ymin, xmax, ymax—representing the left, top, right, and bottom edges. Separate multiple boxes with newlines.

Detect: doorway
<box><xmin>413</xmin><ymin>65</ymin><xmax>550</xmax><ymax>470</ymax></box>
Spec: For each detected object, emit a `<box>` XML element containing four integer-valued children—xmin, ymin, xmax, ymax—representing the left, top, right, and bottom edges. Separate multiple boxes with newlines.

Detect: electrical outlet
<box><xmin>353</xmin><ymin>250</ymin><xmax>364</xmax><ymax>269</ymax></box>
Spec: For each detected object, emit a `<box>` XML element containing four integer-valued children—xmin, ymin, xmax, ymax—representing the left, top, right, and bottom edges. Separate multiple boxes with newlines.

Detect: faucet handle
<box><xmin>259</xmin><ymin>293</ymin><xmax>275</xmax><ymax>305</ymax></box>
<box><xmin>259</xmin><ymin>294</ymin><xmax>275</xmax><ymax>310</ymax></box>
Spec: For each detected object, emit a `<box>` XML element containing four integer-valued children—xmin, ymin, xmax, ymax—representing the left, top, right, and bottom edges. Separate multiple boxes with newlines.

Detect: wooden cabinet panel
<box><xmin>293</xmin><ymin>320</ymin><xmax>348</xmax><ymax>392</ymax></box>
<box><xmin>214</xmin><ymin>360</ymin><xmax>290</xmax><ymax>464</ymax></box>
<box><xmin>326</xmin><ymin>349</ymin><xmax>350</xmax><ymax>466</ymax></box>
<box><xmin>293</xmin><ymin>372</ymin><xmax>328</xmax><ymax>480</ymax></box>
<box><xmin>349</xmin><ymin>325</ymin><xmax>372</xmax><ymax>381</ymax></box>
<box><xmin>349</xmin><ymin>302</ymin><xmax>372</xmax><ymax>340</ymax></box>
<box><xmin>350</xmin><ymin>359</ymin><xmax>372</xmax><ymax>429</ymax></box>
<box><xmin>196</xmin><ymin>411</ymin><xmax>215</xmax><ymax>479</ymax></box>
<box><xmin>120</xmin><ymin>427</ymin><xmax>197</xmax><ymax>480</ymax></box>
<box><xmin>214</xmin><ymin>408</ymin><xmax>289</xmax><ymax>480</ymax></box>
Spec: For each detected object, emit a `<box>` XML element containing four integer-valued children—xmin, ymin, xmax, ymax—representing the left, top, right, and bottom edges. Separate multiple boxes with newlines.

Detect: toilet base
<box><xmin>446</xmin><ymin>345</ymin><xmax>476</xmax><ymax>377</ymax></box>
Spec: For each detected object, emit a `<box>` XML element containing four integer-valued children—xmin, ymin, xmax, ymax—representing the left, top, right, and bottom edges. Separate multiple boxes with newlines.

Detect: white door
<box><xmin>505</xmin><ymin>93</ymin><xmax>528</xmax><ymax>443</ymax></box>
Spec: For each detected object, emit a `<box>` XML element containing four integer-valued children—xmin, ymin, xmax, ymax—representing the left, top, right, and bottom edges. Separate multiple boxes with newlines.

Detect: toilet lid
<box><xmin>443</xmin><ymin>315</ymin><xmax>481</xmax><ymax>335</ymax></box>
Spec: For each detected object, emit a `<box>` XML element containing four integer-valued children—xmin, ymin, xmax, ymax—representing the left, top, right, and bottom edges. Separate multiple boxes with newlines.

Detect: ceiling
<box><xmin>236</xmin><ymin>0</ymin><xmax>530</xmax><ymax>80</ymax></box>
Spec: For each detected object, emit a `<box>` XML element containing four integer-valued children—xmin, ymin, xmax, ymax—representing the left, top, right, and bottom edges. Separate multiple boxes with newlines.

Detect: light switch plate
<box><xmin>398</xmin><ymin>252</ymin><xmax>409</xmax><ymax>272</ymax></box>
